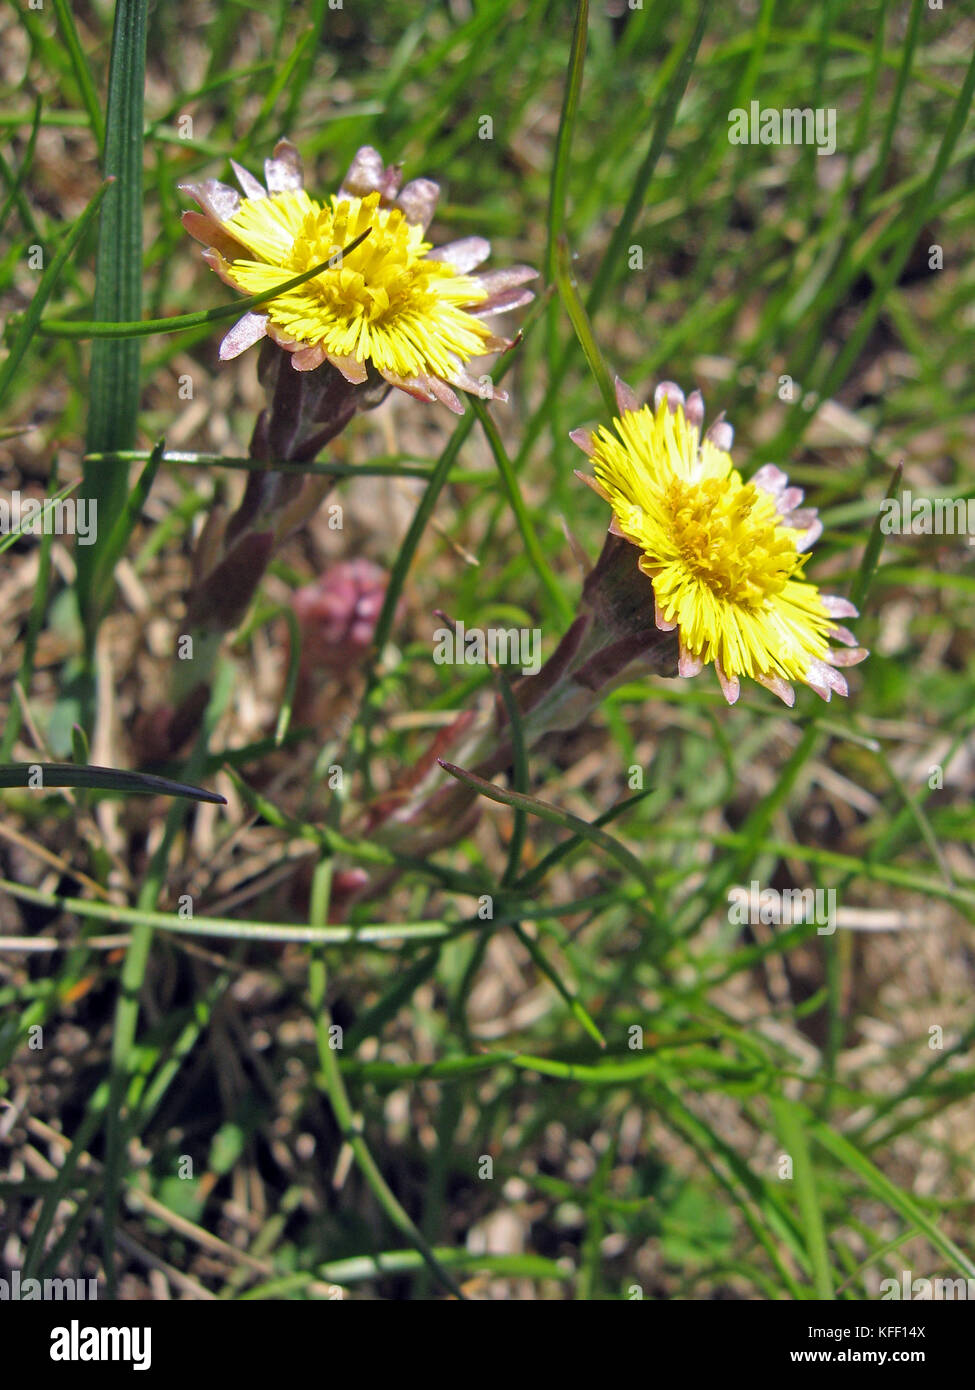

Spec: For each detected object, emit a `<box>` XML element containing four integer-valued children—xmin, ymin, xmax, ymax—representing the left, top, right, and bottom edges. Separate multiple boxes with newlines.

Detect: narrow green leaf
<box><xmin>586</xmin><ymin>0</ymin><xmax>709</xmax><ymax>314</ymax></box>
<box><xmin>494</xmin><ymin>664</ymin><xmax>528</xmax><ymax>887</ymax></box>
<box><xmin>0</xmin><ymin>479</ymin><xmax>79</xmax><ymax>556</ymax></box>
<box><xmin>0</xmin><ymin>182</ymin><xmax>109</xmax><ymax>411</ymax></box>
<box><xmin>768</xmin><ymin>35</ymin><xmax>975</xmax><ymax>461</ymax></box>
<box><xmin>51</xmin><ymin>0</ymin><xmax>106</xmax><ymax>149</ymax></box>
<box><xmin>274</xmin><ymin>605</ymin><xmax>302</xmax><ymax>746</ymax></box>
<box><xmin>0</xmin><ymin>97</ymin><xmax>43</xmax><ymax>243</ymax></box>
<box><xmin>242</xmin><ymin>28</ymin><xmax>315</xmax><ymax>148</ymax></box>
<box><xmin>70</xmin><ymin>725</ymin><xmax>91</xmax><ymax>817</ymax></box>
<box><xmin>554</xmin><ymin>233</ymin><xmax>616</xmax><ymax>417</ymax></box>
<box><xmin>84</xmin><ymin>448</ymin><xmax>432</xmax><ymax>479</ymax></box>
<box><xmin>0</xmin><ymin>881</ymin><xmax>448</xmax><ymax>945</ymax></box>
<box><xmin>545</xmin><ymin>0</ymin><xmax>589</xmax><ymax>281</ymax></box>
<box><xmin>511</xmin><ymin>921</ymin><xmax>606</xmax><ymax>1049</ymax></box>
<box><xmin>79</xmin><ymin>0</ymin><xmax>150</xmax><ymax>616</ymax></box>
<box><xmin>242</xmin><ymin>1248</ymin><xmax>573</xmax><ymax>1297</ymax></box>
<box><xmin>40</xmin><ymin>228</ymin><xmax>373</xmax><ymax>339</ymax></box>
<box><xmin>514</xmin><ymin>789</ymin><xmax>653</xmax><ymax>892</ymax></box>
<box><xmin>771</xmin><ymin>1098</ymin><xmax>834</xmax><ymax>1299</ymax></box>
<box><xmin>470</xmin><ymin>396</ymin><xmax>572</xmax><ymax>623</ymax></box>
<box><xmin>811</xmin><ymin>1118</ymin><xmax>975</xmax><ymax>1280</ymax></box>
<box><xmin>0</xmin><ymin>465</ymin><xmax>65</xmax><ymax>762</ymax></box>
<box><xmin>91</xmin><ymin>437</ymin><xmax>164</xmax><ymax>612</ymax></box>
<box><xmin>849</xmin><ymin>461</ymin><xmax>902</xmax><ymax>612</ymax></box>
<box><xmin>0</xmin><ymin>762</ymin><xmax>226</xmax><ymax>804</ymax></box>
<box><xmin>438</xmin><ymin>759</ymin><xmax>657</xmax><ymax>896</ymax></box>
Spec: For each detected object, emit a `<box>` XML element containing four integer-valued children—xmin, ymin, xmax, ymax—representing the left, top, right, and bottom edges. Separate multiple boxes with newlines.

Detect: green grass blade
<box><xmin>586</xmin><ymin>0</ymin><xmax>709</xmax><ymax>315</ymax></box>
<box><xmin>0</xmin><ymin>97</ymin><xmax>43</xmax><ymax>243</ymax></box>
<box><xmin>494</xmin><ymin>663</ymin><xmax>528</xmax><ymax>887</ymax></box>
<box><xmin>0</xmin><ymin>881</ymin><xmax>449</xmax><ymax>945</ymax></box>
<box><xmin>83</xmin><ymin>448</ymin><xmax>432</xmax><ymax>479</ymax></box>
<box><xmin>0</xmin><ymin>762</ymin><xmax>226</xmax><ymax>803</ymax></box>
<box><xmin>438</xmin><ymin>759</ymin><xmax>657</xmax><ymax>897</ymax></box>
<box><xmin>39</xmin><ymin>229</ymin><xmax>373</xmax><ymax>339</ymax></box>
<box><xmin>771</xmin><ymin>1098</ymin><xmax>834</xmax><ymax>1299</ymax></box>
<box><xmin>849</xmin><ymin>461</ymin><xmax>902</xmax><ymax>612</ymax></box>
<box><xmin>811</xmin><ymin>1118</ymin><xmax>975</xmax><ymax>1280</ymax></box>
<box><xmin>0</xmin><ymin>478</ymin><xmax>78</xmax><ymax>556</ymax></box>
<box><xmin>545</xmin><ymin>0</ymin><xmax>589</xmax><ymax>282</ymax></box>
<box><xmin>470</xmin><ymin>395</ymin><xmax>572</xmax><ymax>623</ymax></box>
<box><xmin>78</xmin><ymin>0</ymin><xmax>149</xmax><ymax>622</ymax></box>
<box><xmin>0</xmin><ymin>183</ymin><xmax>109</xmax><ymax>411</ymax></box>
<box><xmin>0</xmin><ymin>468</ymin><xmax>64</xmax><ymax>762</ymax></box>
<box><xmin>554</xmin><ymin>234</ymin><xmax>616</xmax><ymax>416</ymax></box>
<box><xmin>91</xmin><ymin>437</ymin><xmax>164</xmax><ymax>613</ymax></box>
<box><xmin>51</xmin><ymin>0</ymin><xmax>106</xmax><ymax>149</ymax></box>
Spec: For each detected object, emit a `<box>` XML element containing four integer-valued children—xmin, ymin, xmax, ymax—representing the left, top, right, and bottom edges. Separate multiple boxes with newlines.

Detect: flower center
<box><xmin>284</xmin><ymin>192</ymin><xmax>453</xmax><ymax>325</ymax></box>
<box><xmin>222</xmin><ymin>188</ymin><xmax>493</xmax><ymax>376</ymax></box>
<box><xmin>665</xmin><ymin>474</ymin><xmax>800</xmax><ymax>606</ymax></box>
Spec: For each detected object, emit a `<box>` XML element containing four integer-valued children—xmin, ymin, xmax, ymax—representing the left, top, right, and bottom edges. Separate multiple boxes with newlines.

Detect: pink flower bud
<box><xmin>292</xmin><ymin>559</ymin><xmax>392</xmax><ymax>675</ymax></box>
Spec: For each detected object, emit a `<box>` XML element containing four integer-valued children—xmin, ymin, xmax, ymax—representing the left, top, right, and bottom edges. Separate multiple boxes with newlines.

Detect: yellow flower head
<box><xmin>573</xmin><ymin>379</ymin><xmax>868</xmax><ymax>705</ymax></box>
<box><xmin>180</xmin><ymin>142</ymin><xmax>536</xmax><ymax>413</ymax></box>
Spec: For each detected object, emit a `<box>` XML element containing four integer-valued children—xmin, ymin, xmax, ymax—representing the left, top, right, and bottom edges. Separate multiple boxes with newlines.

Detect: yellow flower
<box><xmin>180</xmin><ymin>142</ymin><xmax>536</xmax><ymax>413</ymax></box>
<box><xmin>573</xmin><ymin>380</ymin><xmax>867</xmax><ymax>705</ymax></box>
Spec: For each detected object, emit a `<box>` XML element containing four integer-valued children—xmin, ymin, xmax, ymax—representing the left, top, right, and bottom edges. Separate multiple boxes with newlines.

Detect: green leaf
<box><xmin>0</xmin><ymin>880</ymin><xmax>450</xmax><ymax>945</ymax></box>
<box><xmin>274</xmin><ymin>604</ymin><xmax>302</xmax><ymax>747</ymax></box>
<box><xmin>0</xmin><ymin>183</ymin><xmax>109</xmax><ymax>412</ymax></box>
<box><xmin>771</xmin><ymin>1098</ymin><xmax>835</xmax><ymax>1299</ymax></box>
<box><xmin>811</xmin><ymin>1118</ymin><xmax>975</xmax><ymax>1280</ymax></box>
<box><xmin>90</xmin><ymin>437</ymin><xmax>164</xmax><ymax>614</ymax></box>
<box><xmin>545</xmin><ymin>0</ymin><xmax>589</xmax><ymax>282</ymax></box>
<box><xmin>0</xmin><ymin>762</ymin><xmax>226</xmax><ymax>804</ymax></box>
<box><xmin>586</xmin><ymin>0</ymin><xmax>710</xmax><ymax>314</ymax></box>
<box><xmin>40</xmin><ymin>228</ymin><xmax>373</xmax><ymax>340</ymax></box>
<box><xmin>438</xmin><ymin>759</ymin><xmax>657</xmax><ymax>897</ymax></box>
<box><xmin>78</xmin><ymin>0</ymin><xmax>150</xmax><ymax>620</ymax></box>
<box><xmin>51</xmin><ymin>0</ymin><xmax>105</xmax><ymax>150</ymax></box>
<box><xmin>0</xmin><ymin>465</ymin><xmax>66</xmax><ymax>762</ymax></box>
<box><xmin>0</xmin><ymin>97</ymin><xmax>43</xmax><ymax>244</ymax></box>
<box><xmin>82</xmin><ymin>448</ymin><xmax>433</xmax><ymax>479</ymax></box>
<box><xmin>471</xmin><ymin>396</ymin><xmax>572</xmax><ymax>624</ymax></box>
<box><xmin>554</xmin><ymin>233</ymin><xmax>616</xmax><ymax>417</ymax></box>
<box><xmin>0</xmin><ymin>479</ymin><xmax>80</xmax><ymax>555</ymax></box>
<box><xmin>849</xmin><ymin>461</ymin><xmax>902</xmax><ymax>612</ymax></box>
<box><xmin>241</xmin><ymin>1248</ymin><xmax>573</xmax><ymax>1298</ymax></box>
